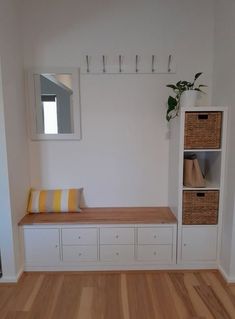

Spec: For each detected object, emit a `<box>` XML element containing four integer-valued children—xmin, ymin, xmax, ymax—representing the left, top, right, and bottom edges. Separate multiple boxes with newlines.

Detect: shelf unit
<box><xmin>168</xmin><ymin>106</ymin><xmax>228</xmax><ymax>267</ymax></box>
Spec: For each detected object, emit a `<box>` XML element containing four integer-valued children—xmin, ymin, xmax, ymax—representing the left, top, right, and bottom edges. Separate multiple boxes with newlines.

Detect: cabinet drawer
<box><xmin>100</xmin><ymin>227</ymin><xmax>134</xmax><ymax>245</ymax></box>
<box><xmin>62</xmin><ymin>245</ymin><xmax>97</xmax><ymax>262</ymax></box>
<box><xmin>100</xmin><ymin>245</ymin><xmax>135</xmax><ymax>261</ymax></box>
<box><xmin>62</xmin><ymin>228</ymin><xmax>97</xmax><ymax>245</ymax></box>
<box><xmin>137</xmin><ymin>245</ymin><xmax>172</xmax><ymax>262</ymax></box>
<box><xmin>137</xmin><ymin>227</ymin><xmax>173</xmax><ymax>244</ymax></box>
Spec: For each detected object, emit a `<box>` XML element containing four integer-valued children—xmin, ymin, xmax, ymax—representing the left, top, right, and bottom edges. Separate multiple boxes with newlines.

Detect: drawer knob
<box><xmin>55</xmin><ymin>245</ymin><xmax>58</xmax><ymax>248</ymax></box>
<box><xmin>78</xmin><ymin>252</ymin><xmax>82</xmax><ymax>256</ymax></box>
<box><xmin>184</xmin><ymin>244</ymin><xmax>187</xmax><ymax>247</ymax></box>
<box><xmin>116</xmin><ymin>252</ymin><xmax>119</xmax><ymax>256</ymax></box>
<box><xmin>78</xmin><ymin>236</ymin><xmax>81</xmax><ymax>239</ymax></box>
<box><xmin>153</xmin><ymin>251</ymin><xmax>157</xmax><ymax>256</ymax></box>
<box><xmin>154</xmin><ymin>235</ymin><xmax>157</xmax><ymax>239</ymax></box>
<box><xmin>115</xmin><ymin>235</ymin><xmax>119</xmax><ymax>239</ymax></box>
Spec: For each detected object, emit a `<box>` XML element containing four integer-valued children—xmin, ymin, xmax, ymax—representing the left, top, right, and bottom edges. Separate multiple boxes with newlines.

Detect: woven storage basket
<box><xmin>183</xmin><ymin>190</ymin><xmax>219</xmax><ymax>225</ymax></box>
<box><xmin>184</xmin><ymin>112</ymin><xmax>222</xmax><ymax>149</ymax></box>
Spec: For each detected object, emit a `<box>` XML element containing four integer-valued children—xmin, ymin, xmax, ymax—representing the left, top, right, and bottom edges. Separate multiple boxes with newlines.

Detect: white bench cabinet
<box><xmin>21</xmin><ymin>224</ymin><xmax>177</xmax><ymax>271</ymax></box>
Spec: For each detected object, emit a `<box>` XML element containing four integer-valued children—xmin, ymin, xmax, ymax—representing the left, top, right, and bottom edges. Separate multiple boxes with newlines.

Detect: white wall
<box><xmin>22</xmin><ymin>0</ymin><xmax>215</xmax><ymax>206</ymax></box>
<box><xmin>0</xmin><ymin>61</ymin><xmax>16</xmax><ymax>280</ymax></box>
<box><xmin>0</xmin><ymin>0</ymin><xmax>30</xmax><ymax>280</ymax></box>
<box><xmin>213</xmin><ymin>0</ymin><xmax>235</xmax><ymax>280</ymax></box>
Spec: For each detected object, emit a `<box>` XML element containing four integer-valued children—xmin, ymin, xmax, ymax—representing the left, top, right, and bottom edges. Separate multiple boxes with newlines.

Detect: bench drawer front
<box><xmin>100</xmin><ymin>227</ymin><xmax>134</xmax><ymax>245</ymax></box>
<box><xmin>137</xmin><ymin>227</ymin><xmax>173</xmax><ymax>245</ymax></box>
<box><xmin>62</xmin><ymin>228</ymin><xmax>97</xmax><ymax>245</ymax></box>
<box><xmin>62</xmin><ymin>245</ymin><xmax>98</xmax><ymax>262</ymax></box>
<box><xmin>137</xmin><ymin>245</ymin><xmax>172</xmax><ymax>262</ymax></box>
<box><xmin>100</xmin><ymin>245</ymin><xmax>135</xmax><ymax>261</ymax></box>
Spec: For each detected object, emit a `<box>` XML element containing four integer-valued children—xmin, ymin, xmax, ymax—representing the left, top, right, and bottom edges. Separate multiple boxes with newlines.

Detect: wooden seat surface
<box><xmin>18</xmin><ymin>207</ymin><xmax>177</xmax><ymax>225</ymax></box>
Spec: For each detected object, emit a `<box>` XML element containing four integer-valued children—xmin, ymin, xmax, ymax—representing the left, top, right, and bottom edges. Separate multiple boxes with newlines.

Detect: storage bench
<box><xmin>19</xmin><ymin>207</ymin><xmax>177</xmax><ymax>271</ymax></box>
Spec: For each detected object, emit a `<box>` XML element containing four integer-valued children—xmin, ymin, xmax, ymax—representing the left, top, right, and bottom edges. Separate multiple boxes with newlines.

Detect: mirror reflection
<box><xmin>34</xmin><ymin>73</ymin><xmax>74</xmax><ymax>135</ymax></box>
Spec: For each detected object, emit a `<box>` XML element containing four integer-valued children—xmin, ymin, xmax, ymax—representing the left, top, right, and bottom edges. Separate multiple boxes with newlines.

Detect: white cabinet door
<box><xmin>24</xmin><ymin>228</ymin><xmax>60</xmax><ymax>266</ymax></box>
<box><xmin>182</xmin><ymin>226</ymin><xmax>217</xmax><ymax>262</ymax></box>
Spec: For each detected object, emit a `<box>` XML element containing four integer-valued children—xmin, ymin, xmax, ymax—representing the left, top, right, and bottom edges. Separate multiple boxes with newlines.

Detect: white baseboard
<box><xmin>0</xmin><ymin>267</ymin><xmax>24</xmax><ymax>283</ymax></box>
<box><xmin>0</xmin><ymin>275</ymin><xmax>18</xmax><ymax>283</ymax></box>
<box><xmin>24</xmin><ymin>262</ymin><xmax>218</xmax><ymax>272</ymax></box>
<box><xmin>218</xmin><ymin>265</ymin><xmax>235</xmax><ymax>284</ymax></box>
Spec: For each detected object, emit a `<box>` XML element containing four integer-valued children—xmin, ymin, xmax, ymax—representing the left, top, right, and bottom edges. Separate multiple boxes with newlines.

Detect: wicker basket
<box><xmin>184</xmin><ymin>112</ymin><xmax>222</xmax><ymax>149</ymax></box>
<box><xmin>183</xmin><ymin>190</ymin><xmax>219</xmax><ymax>225</ymax></box>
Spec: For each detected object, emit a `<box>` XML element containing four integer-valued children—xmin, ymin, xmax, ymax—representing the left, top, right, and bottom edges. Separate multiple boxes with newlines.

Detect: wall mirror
<box><xmin>26</xmin><ymin>67</ymin><xmax>81</xmax><ymax>140</ymax></box>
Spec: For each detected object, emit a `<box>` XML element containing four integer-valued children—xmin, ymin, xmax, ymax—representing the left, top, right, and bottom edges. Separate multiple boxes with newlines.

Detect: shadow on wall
<box><xmin>22</xmin><ymin>0</ymin><xmax>176</xmax><ymax>66</ymax></box>
<box><xmin>23</xmin><ymin>0</ymin><xmax>130</xmax><ymax>63</ymax></box>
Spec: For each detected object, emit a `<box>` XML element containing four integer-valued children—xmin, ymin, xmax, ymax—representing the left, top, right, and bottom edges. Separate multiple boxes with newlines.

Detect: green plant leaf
<box><xmin>168</xmin><ymin>96</ymin><xmax>177</xmax><ymax>108</ymax></box>
<box><xmin>166</xmin><ymin>113</ymin><xmax>171</xmax><ymax>121</ymax></box>
<box><xmin>166</xmin><ymin>96</ymin><xmax>178</xmax><ymax>122</ymax></box>
<box><xmin>165</xmin><ymin>72</ymin><xmax>207</xmax><ymax>122</ymax></box>
<box><xmin>195</xmin><ymin>88</ymin><xmax>206</xmax><ymax>94</ymax></box>
<box><xmin>181</xmin><ymin>81</ymin><xmax>190</xmax><ymax>86</ymax></box>
<box><xmin>176</xmin><ymin>81</ymin><xmax>182</xmax><ymax>87</ymax></box>
<box><xmin>194</xmin><ymin>72</ymin><xmax>202</xmax><ymax>81</ymax></box>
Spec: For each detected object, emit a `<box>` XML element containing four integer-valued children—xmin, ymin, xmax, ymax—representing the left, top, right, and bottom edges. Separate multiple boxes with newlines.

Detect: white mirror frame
<box><xmin>26</xmin><ymin>67</ymin><xmax>81</xmax><ymax>140</ymax></box>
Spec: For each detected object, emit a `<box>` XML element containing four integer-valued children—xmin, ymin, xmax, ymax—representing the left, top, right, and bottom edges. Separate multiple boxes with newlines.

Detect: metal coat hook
<box><xmin>135</xmin><ymin>55</ymin><xmax>139</xmax><ymax>73</ymax></box>
<box><xmin>152</xmin><ymin>55</ymin><xmax>155</xmax><ymax>73</ymax></box>
<box><xmin>102</xmin><ymin>55</ymin><xmax>106</xmax><ymax>73</ymax></box>
<box><xmin>83</xmin><ymin>54</ymin><xmax>175</xmax><ymax>74</ymax></box>
<box><xmin>86</xmin><ymin>55</ymin><xmax>90</xmax><ymax>73</ymax></box>
<box><xmin>119</xmin><ymin>55</ymin><xmax>122</xmax><ymax>73</ymax></box>
<box><xmin>168</xmin><ymin>54</ymin><xmax>172</xmax><ymax>73</ymax></box>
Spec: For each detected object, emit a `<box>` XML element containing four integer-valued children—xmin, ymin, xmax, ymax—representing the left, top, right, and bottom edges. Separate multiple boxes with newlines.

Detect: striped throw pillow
<box><xmin>27</xmin><ymin>188</ymin><xmax>83</xmax><ymax>213</ymax></box>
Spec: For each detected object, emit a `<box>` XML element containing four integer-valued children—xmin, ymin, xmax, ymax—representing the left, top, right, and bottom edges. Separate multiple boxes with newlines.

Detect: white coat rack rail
<box><xmin>81</xmin><ymin>54</ymin><xmax>176</xmax><ymax>74</ymax></box>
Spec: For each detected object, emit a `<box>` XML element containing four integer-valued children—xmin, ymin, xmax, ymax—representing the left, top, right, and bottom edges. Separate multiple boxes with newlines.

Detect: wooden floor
<box><xmin>0</xmin><ymin>271</ymin><xmax>235</xmax><ymax>319</ymax></box>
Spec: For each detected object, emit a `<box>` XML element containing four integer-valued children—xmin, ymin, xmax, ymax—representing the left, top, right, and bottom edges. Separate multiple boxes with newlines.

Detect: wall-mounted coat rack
<box><xmin>81</xmin><ymin>54</ymin><xmax>176</xmax><ymax>74</ymax></box>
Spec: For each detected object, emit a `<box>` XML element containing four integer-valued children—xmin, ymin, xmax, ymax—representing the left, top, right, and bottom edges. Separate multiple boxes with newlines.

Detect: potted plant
<box><xmin>166</xmin><ymin>72</ymin><xmax>207</xmax><ymax>121</ymax></box>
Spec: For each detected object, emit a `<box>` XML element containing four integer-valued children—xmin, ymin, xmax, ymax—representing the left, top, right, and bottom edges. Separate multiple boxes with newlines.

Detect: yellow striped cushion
<box><xmin>27</xmin><ymin>188</ymin><xmax>83</xmax><ymax>213</ymax></box>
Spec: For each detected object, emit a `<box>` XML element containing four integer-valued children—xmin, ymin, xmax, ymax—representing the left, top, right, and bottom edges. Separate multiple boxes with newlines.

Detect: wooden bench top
<box><xmin>18</xmin><ymin>207</ymin><xmax>177</xmax><ymax>225</ymax></box>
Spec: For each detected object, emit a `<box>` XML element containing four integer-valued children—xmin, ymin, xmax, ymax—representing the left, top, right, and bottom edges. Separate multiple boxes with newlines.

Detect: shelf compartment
<box><xmin>183</xmin><ymin>151</ymin><xmax>221</xmax><ymax>189</ymax></box>
<box><xmin>182</xmin><ymin>190</ymin><xmax>219</xmax><ymax>225</ymax></box>
<box><xmin>184</xmin><ymin>111</ymin><xmax>222</xmax><ymax>149</ymax></box>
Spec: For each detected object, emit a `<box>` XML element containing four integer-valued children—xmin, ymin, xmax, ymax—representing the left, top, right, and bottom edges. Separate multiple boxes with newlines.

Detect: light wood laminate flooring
<box><xmin>0</xmin><ymin>271</ymin><xmax>235</xmax><ymax>319</ymax></box>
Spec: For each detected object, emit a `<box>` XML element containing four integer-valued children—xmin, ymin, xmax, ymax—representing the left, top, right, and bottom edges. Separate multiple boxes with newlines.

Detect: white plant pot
<box><xmin>180</xmin><ymin>90</ymin><xmax>199</xmax><ymax>108</ymax></box>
